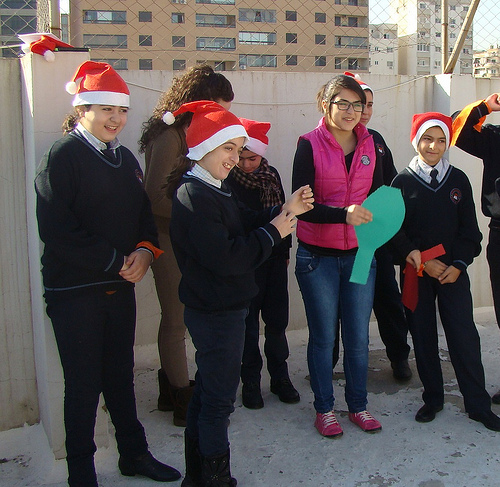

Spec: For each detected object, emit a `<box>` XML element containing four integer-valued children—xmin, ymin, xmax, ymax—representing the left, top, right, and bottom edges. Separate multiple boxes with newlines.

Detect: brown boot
<box><xmin>172</xmin><ymin>382</ymin><xmax>195</xmax><ymax>427</ymax></box>
<box><xmin>157</xmin><ymin>369</ymin><xmax>174</xmax><ymax>412</ymax></box>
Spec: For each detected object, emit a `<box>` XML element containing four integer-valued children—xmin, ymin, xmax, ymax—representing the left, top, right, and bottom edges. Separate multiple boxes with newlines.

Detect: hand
<box><xmin>406</xmin><ymin>249</ymin><xmax>421</xmax><ymax>270</ymax></box>
<box><xmin>119</xmin><ymin>250</ymin><xmax>152</xmax><ymax>283</ymax></box>
<box><xmin>270</xmin><ymin>210</ymin><xmax>298</xmax><ymax>239</ymax></box>
<box><xmin>282</xmin><ymin>185</ymin><xmax>314</xmax><ymax>216</ymax></box>
<box><xmin>438</xmin><ymin>265</ymin><xmax>461</xmax><ymax>284</ymax></box>
<box><xmin>423</xmin><ymin>258</ymin><xmax>448</xmax><ymax>279</ymax></box>
<box><xmin>485</xmin><ymin>93</ymin><xmax>500</xmax><ymax>112</ymax></box>
<box><xmin>346</xmin><ymin>204</ymin><xmax>372</xmax><ymax>226</ymax></box>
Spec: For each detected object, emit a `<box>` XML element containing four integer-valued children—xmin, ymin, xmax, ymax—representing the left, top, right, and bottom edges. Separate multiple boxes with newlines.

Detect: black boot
<box><xmin>172</xmin><ymin>382</ymin><xmax>195</xmax><ymax>427</ymax></box>
<box><xmin>118</xmin><ymin>451</ymin><xmax>181</xmax><ymax>482</ymax></box>
<box><xmin>158</xmin><ymin>369</ymin><xmax>174</xmax><ymax>412</ymax></box>
<box><xmin>181</xmin><ymin>430</ymin><xmax>203</xmax><ymax>487</ymax></box>
<box><xmin>201</xmin><ymin>450</ymin><xmax>237</xmax><ymax>486</ymax></box>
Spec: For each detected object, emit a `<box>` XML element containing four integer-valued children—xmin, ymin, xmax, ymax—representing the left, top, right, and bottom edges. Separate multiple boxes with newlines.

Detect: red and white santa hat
<box><xmin>238</xmin><ymin>118</ymin><xmax>271</xmax><ymax>157</ymax></box>
<box><xmin>19</xmin><ymin>33</ymin><xmax>73</xmax><ymax>62</ymax></box>
<box><xmin>410</xmin><ymin>112</ymin><xmax>453</xmax><ymax>151</ymax></box>
<box><xmin>344</xmin><ymin>71</ymin><xmax>372</xmax><ymax>93</ymax></box>
<box><xmin>163</xmin><ymin>100</ymin><xmax>248</xmax><ymax>161</ymax></box>
<box><xmin>65</xmin><ymin>61</ymin><xmax>130</xmax><ymax>107</ymax></box>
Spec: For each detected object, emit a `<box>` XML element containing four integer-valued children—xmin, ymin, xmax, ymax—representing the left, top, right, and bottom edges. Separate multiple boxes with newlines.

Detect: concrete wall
<box><xmin>2</xmin><ymin>52</ymin><xmax>500</xmax><ymax>457</ymax></box>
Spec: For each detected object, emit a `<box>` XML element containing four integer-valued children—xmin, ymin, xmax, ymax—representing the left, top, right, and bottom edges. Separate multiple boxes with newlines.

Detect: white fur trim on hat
<box><xmin>411</xmin><ymin>119</ymin><xmax>450</xmax><ymax>151</ymax></box>
<box><xmin>72</xmin><ymin>90</ymin><xmax>130</xmax><ymax>108</ymax></box>
<box><xmin>245</xmin><ymin>136</ymin><xmax>268</xmax><ymax>157</ymax></box>
<box><xmin>187</xmin><ymin>124</ymin><xmax>249</xmax><ymax>161</ymax></box>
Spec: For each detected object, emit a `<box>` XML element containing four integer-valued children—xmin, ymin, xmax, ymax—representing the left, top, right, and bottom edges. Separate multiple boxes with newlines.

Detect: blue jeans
<box><xmin>184</xmin><ymin>306</ymin><xmax>247</xmax><ymax>457</ymax></box>
<box><xmin>295</xmin><ymin>245</ymin><xmax>375</xmax><ymax>414</ymax></box>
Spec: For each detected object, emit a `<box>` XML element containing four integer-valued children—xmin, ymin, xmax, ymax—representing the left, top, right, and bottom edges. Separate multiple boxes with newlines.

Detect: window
<box><xmin>374</xmin><ymin>60</ymin><xmax>379</xmax><ymax>65</ymax></box>
<box><xmin>197</xmin><ymin>14</ymin><xmax>236</xmax><ymax>27</ymax></box>
<box><xmin>197</xmin><ymin>37</ymin><xmax>236</xmax><ymax>50</ymax></box>
<box><xmin>286</xmin><ymin>33</ymin><xmax>297</xmax><ymax>43</ymax></box>
<box><xmin>335</xmin><ymin>57</ymin><xmax>342</xmax><ymax>69</ymax></box>
<box><xmin>434</xmin><ymin>60</ymin><xmax>441</xmax><ymax>67</ymax></box>
<box><xmin>387</xmin><ymin>47</ymin><xmax>393</xmax><ymax>53</ymax></box>
<box><xmin>239</xmin><ymin>9</ymin><xmax>276</xmax><ymax>22</ymax></box>
<box><xmin>315</xmin><ymin>56</ymin><xmax>326</xmax><ymax>66</ymax></box>
<box><xmin>347</xmin><ymin>0</ymin><xmax>357</xmax><ymax>5</ymax></box>
<box><xmin>285</xmin><ymin>55</ymin><xmax>297</xmax><ymax>66</ymax></box>
<box><xmin>335</xmin><ymin>16</ymin><xmax>341</xmax><ymax>26</ymax></box>
<box><xmin>1</xmin><ymin>15</ymin><xmax>36</xmax><ymax>35</ymax></box>
<box><xmin>139</xmin><ymin>35</ymin><xmax>152</xmax><ymax>46</ymax></box>
<box><xmin>197</xmin><ymin>0</ymin><xmax>235</xmax><ymax>3</ymax></box>
<box><xmin>417</xmin><ymin>43</ymin><xmax>430</xmax><ymax>52</ymax></box>
<box><xmin>435</xmin><ymin>46</ymin><xmax>441</xmax><ymax>52</ymax></box>
<box><xmin>83</xmin><ymin>34</ymin><xmax>127</xmax><ymax>48</ymax></box>
<box><xmin>335</xmin><ymin>36</ymin><xmax>368</xmax><ymax>48</ymax></box>
<box><xmin>335</xmin><ymin>0</ymin><xmax>341</xmax><ymax>4</ymax></box>
<box><xmin>450</xmin><ymin>5</ymin><xmax>456</xmax><ymax>10</ymax></box>
<box><xmin>315</xmin><ymin>12</ymin><xmax>326</xmax><ymax>23</ymax></box>
<box><xmin>348</xmin><ymin>58</ymin><xmax>358</xmax><ymax>70</ymax></box>
<box><xmin>436</xmin><ymin>32</ymin><xmax>441</xmax><ymax>37</ymax></box>
<box><xmin>285</xmin><ymin>11</ymin><xmax>297</xmax><ymax>21</ymax></box>
<box><xmin>387</xmin><ymin>61</ymin><xmax>393</xmax><ymax>68</ymax></box>
<box><xmin>239</xmin><ymin>54</ymin><xmax>277</xmax><ymax>68</ymax></box>
<box><xmin>172</xmin><ymin>36</ymin><xmax>185</xmax><ymax>47</ymax></box>
<box><xmin>0</xmin><ymin>0</ymin><xmax>36</xmax><ymax>7</ymax></box>
<box><xmin>349</xmin><ymin>17</ymin><xmax>358</xmax><ymax>27</ymax></box>
<box><xmin>83</xmin><ymin>10</ymin><xmax>126</xmax><ymax>24</ymax></box>
<box><xmin>172</xmin><ymin>0</ymin><xmax>186</xmax><ymax>3</ymax></box>
<box><xmin>138</xmin><ymin>11</ymin><xmax>152</xmax><ymax>22</ymax></box>
<box><xmin>173</xmin><ymin>59</ymin><xmax>186</xmax><ymax>70</ymax></box>
<box><xmin>463</xmin><ymin>48</ymin><xmax>469</xmax><ymax>54</ymax></box>
<box><xmin>139</xmin><ymin>59</ymin><xmax>153</xmax><ymax>70</ymax></box>
<box><xmin>419</xmin><ymin>2</ymin><xmax>426</xmax><ymax>8</ymax></box>
<box><xmin>315</xmin><ymin>34</ymin><xmax>326</xmax><ymax>45</ymax></box>
<box><xmin>91</xmin><ymin>58</ymin><xmax>128</xmax><ymax>70</ymax></box>
<box><xmin>171</xmin><ymin>12</ymin><xmax>184</xmax><ymax>23</ymax></box>
<box><xmin>239</xmin><ymin>31</ymin><xmax>277</xmax><ymax>45</ymax></box>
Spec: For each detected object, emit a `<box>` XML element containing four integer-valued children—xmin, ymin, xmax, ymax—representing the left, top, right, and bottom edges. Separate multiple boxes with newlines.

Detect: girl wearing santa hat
<box><xmin>139</xmin><ymin>66</ymin><xmax>234</xmax><ymax>426</ymax></box>
<box><xmin>166</xmin><ymin>100</ymin><xmax>313</xmax><ymax>486</ymax></box>
<box><xmin>225</xmin><ymin>118</ymin><xmax>300</xmax><ymax>410</ymax></box>
<box><xmin>390</xmin><ymin>112</ymin><xmax>500</xmax><ymax>431</ymax></box>
<box><xmin>292</xmin><ymin>74</ymin><xmax>384</xmax><ymax>439</ymax></box>
<box><xmin>35</xmin><ymin>61</ymin><xmax>181</xmax><ymax>486</ymax></box>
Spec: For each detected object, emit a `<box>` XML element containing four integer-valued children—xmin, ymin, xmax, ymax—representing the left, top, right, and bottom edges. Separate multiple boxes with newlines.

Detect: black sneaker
<box><xmin>242</xmin><ymin>382</ymin><xmax>264</xmax><ymax>409</ymax></box>
<box><xmin>270</xmin><ymin>378</ymin><xmax>300</xmax><ymax>404</ymax></box>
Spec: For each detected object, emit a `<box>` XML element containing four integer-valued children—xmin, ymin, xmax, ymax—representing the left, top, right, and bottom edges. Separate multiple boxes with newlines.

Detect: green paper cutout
<box><xmin>350</xmin><ymin>185</ymin><xmax>405</xmax><ymax>285</ymax></box>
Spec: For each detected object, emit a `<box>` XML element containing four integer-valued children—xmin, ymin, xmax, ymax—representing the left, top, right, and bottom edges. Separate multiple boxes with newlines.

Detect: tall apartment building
<box><xmin>473</xmin><ymin>46</ymin><xmax>500</xmax><ymax>78</ymax></box>
<box><xmin>369</xmin><ymin>23</ymin><xmax>398</xmax><ymax>74</ymax></box>
<box><xmin>68</xmin><ymin>0</ymin><xmax>369</xmax><ymax>71</ymax></box>
<box><xmin>390</xmin><ymin>0</ymin><xmax>473</xmax><ymax>75</ymax></box>
<box><xmin>1</xmin><ymin>0</ymin><xmax>37</xmax><ymax>57</ymax></box>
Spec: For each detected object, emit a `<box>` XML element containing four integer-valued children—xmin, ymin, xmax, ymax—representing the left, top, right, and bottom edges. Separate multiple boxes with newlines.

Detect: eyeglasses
<box><xmin>330</xmin><ymin>100</ymin><xmax>364</xmax><ymax>113</ymax></box>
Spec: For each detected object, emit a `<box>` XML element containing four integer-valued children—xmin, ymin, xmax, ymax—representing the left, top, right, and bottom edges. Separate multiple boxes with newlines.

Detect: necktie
<box><xmin>430</xmin><ymin>168</ymin><xmax>439</xmax><ymax>189</ymax></box>
<box><xmin>102</xmin><ymin>142</ymin><xmax>117</xmax><ymax>163</ymax></box>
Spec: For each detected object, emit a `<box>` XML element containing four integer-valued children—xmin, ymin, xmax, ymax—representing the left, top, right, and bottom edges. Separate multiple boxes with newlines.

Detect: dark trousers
<box><xmin>487</xmin><ymin>227</ymin><xmax>500</xmax><ymax>329</ymax></box>
<box><xmin>241</xmin><ymin>255</ymin><xmax>290</xmax><ymax>384</ymax></box>
<box><xmin>184</xmin><ymin>306</ymin><xmax>246</xmax><ymax>458</ymax></box>
<box><xmin>372</xmin><ymin>246</ymin><xmax>410</xmax><ymax>363</ymax></box>
<box><xmin>45</xmin><ymin>285</ymin><xmax>148</xmax><ymax>487</ymax></box>
<box><xmin>405</xmin><ymin>272</ymin><xmax>491</xmax><ymax>413</ymax></box>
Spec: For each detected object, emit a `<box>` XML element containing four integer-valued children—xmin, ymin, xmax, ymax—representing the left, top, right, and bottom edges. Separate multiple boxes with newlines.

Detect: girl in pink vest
<box><xmin>292</xmin><ymin>74</ymin><xmax>382</xmax><ymax>438</ymax></box>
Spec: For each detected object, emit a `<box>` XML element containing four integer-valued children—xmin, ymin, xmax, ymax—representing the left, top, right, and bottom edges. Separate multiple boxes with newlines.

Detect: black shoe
<box><xmin>270</xmin><ymin>378</ymin><xmax>300</xmax><ymax>404</ymax></box>
<box><xmin>202</xmin><ymin>450</ymin><xmax>237</xmax><ymax>486</ymax></box>
<box><xmin>182</xmin><ymin>430</ymin><xmax>202</xmax><ymax>487</ymax></box>
<box><xmin>492</xmin><ymin>390</ymin><xmax>500</xmax><ymax>405</ymax></box>
<box><xmin>415</xmin><ymin>404</ymin><xmax>443</xmax><ymax>423</ymax></box>
<box><xmin>469</xmin><ymin>410</ymin><xmax>500</xmax><ymax>431</ymax></box>
<box><xmin>391</xmin><ymin>360</ymin><xmax>412</xmax><ymax>381</ymax></box>
<box><xmin>242</xmin><ymin>382</ymin><xmax>264</xmax><ymax>409</ymax></box>
<box><xmin>119</xmin><ymin>452</ymin><xmax>181</xmax><ymax>482</ymax></box>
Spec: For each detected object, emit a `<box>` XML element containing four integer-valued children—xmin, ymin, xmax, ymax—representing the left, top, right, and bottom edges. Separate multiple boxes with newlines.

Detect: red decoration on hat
<box><xmin>19</xmin><ymin>33</ymin><xmax>73</xmax><ymax>62</ymax></box>
<box><xmin>410</xmin><ymin>112</ymin><xmax>453</xmax><ymax>151</ymax></box>
<box><xmin>65</xmin><ymin>61</ymin><xmax>130</xmax><ymax>107</ymax></box>
<box><xmin>344</xmin><ymin>71</ymin><xmax>373</xmax><ymax>93</ymax></box>
<box><xmin>164</xmin><ymin>101</ymin><xmax>248</xmax><ymax>161</ymax></box>
<box><xmin>238</xmin><ymin>118</ymin><xmax>270</xmax><ymax>157</ymax></box>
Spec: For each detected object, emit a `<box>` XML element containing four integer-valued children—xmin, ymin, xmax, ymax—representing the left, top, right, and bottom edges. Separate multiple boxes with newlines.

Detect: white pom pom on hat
<box><xmin>163</xmin><ymin>111</ymin><xmax>175</xmax><ymax>125</ymax></box>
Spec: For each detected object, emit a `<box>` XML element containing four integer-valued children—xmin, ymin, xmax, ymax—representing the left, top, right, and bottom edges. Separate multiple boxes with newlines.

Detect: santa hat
<box><xmin>344</xmin><ymin>71</ymin><xmax>372</xmax><ymax>93</ymax></box>
<box><xmin>65</xmin><ymin>61</ymin><xmax>130</xmax><ymax>107</ymax></box>
<box><xmin>238</xmin><ymin>118</ymin><xmax>270</xmax><ymax>157</ymax></box>
<box><xmin>163</xmin><ymin>101</ymin><xmax>248</xmax><ymax>161</ymax></box>
<box><xmin>410</xmin><ymin>112</ymin><xmax>453</xmax><ymax>151</ymax></box>
<box><xmin>19</xmin><ymin>33</ymin><xmax>73</xmax><ymax>62</ymax></box>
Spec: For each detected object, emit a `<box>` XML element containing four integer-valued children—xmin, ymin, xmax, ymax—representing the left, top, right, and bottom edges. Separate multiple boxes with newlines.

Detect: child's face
<box><xmin>238</xmin><ymin>149</ymin><xmax>262</xmax><ymax>173</ymax></box>
<box><xmin>323</xmin><ymin>88</ymin><xmax>363</xmax><ymax>133</ymax></box>
<box><xmin>417</xmin><ymin>126</ymin><xmax>447</xmax><ymax>166</ymax></box>
<box><xmin>78</xmin><ymin>104</ymin><xmax>128</xmax><ymax>143</ymax></box>
<box><xmin>198</xmin><ymin>137</ymin><xmax>246</xmax><ymax>180</ymax></box>
<box><xmin>360</xmin><ymin>90</ymin><xmax>373</xmax><ymax>126</ymax></box>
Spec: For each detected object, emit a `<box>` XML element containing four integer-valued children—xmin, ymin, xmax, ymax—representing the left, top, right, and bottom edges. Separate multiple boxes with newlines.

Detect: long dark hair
<box><xmin>138</xmin><ymin>64</ymin><xmax>234</xmax><ymax>153</ymax></box>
